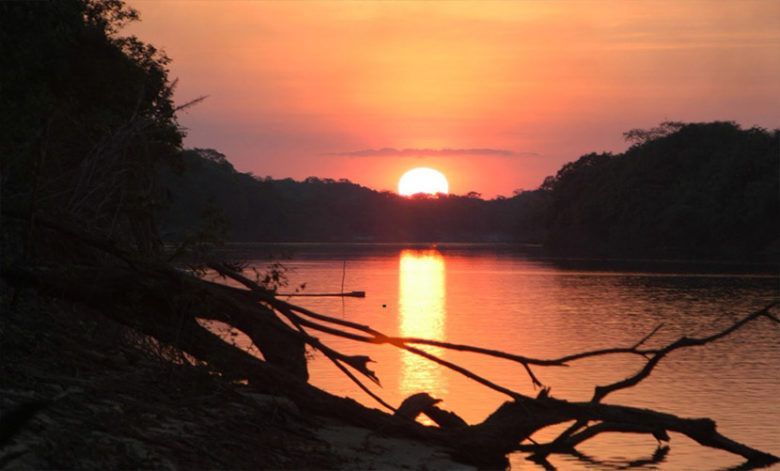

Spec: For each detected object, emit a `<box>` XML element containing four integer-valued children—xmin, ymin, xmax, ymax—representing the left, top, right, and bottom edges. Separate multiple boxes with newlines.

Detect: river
<box><xmin>229</xmin><ymin>244</ymin><xmax>779</xmax><ymax>470</ymax></box>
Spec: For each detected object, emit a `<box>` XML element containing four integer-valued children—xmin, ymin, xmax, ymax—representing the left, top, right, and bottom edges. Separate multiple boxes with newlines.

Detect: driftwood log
<box><xmin>3</xmin><ymin>210</ymin><xmax>779</xmax><ymax>468</ymax></box>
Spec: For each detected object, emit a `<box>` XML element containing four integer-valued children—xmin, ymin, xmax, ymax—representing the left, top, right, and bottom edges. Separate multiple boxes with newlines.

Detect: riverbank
<box><xmin>0</xmin><ymin>286</ymin><xmax>471</xmax><ymax>470</ymax></box>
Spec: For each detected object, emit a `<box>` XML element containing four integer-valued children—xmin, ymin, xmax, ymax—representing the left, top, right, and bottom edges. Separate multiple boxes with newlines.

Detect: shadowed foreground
<box><xmin>2</xmin><ymin>211</ymin><xmax>778</xmax><ymax>469</ymax></box>
<box><xmin>0</xmin><ymin>291</ymin><xmax>470</xmax><ymax>470</ymax></box>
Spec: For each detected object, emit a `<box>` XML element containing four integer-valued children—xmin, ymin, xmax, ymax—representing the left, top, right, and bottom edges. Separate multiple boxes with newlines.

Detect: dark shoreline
<box><xmin>198</xmin><ymin>241</ymin><xmax>780</xmax><ymax>275</ymax></box>
<box><xmin>0</xmin><ymin>286</ymin><xmax>470</xmax><ymax>470</ymax></box>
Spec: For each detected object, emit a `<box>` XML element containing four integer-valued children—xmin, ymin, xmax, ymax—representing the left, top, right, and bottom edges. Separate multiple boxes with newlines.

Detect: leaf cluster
<box><xmin>1</xmin><ymin>0</ymin><xmax>183</xmax><ymax>260</ymax></box>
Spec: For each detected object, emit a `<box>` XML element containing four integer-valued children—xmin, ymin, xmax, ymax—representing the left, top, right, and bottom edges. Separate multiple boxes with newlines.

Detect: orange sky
<box><xmin>129</xmin><ymin>1</ymin><xmax>780</xmax><ymax>197</ymax></box>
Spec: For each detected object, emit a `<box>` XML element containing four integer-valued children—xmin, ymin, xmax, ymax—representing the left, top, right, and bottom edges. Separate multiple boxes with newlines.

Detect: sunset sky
<box><xmin>129</xmin><ymin>1</ymin><xmax>780</xmax><ymax>197</ymax></box>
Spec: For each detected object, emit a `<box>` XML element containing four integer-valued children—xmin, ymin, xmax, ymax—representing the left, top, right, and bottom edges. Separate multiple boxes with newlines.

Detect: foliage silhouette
<box><xmin>1</xmin><ymin>0</ymin><xmax>183</xmax><ymax>259</ymax></box>
<box><xmin>159</xmin><ymin>122</ymin><xmax>778</xmax><ymax>261</ymax></box>
<box><xmin>158</xmin><ymin>148</ymin><xmax>548</xmax><ymax>243</ymax></box>
<box><xmin>543</xmin><ymin>122</ymin><xmax>779</xmax><ymax>258</ymax></box>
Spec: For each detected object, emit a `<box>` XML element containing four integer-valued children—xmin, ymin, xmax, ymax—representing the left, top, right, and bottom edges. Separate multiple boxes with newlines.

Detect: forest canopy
<box><xmin>158</xmin><ymin>148</ymin><xmax>547</xmax><ymax>244</ymax></box>
<box><xmin>2</xmin><ymin>2</ymin><xmax>774</xmax><ymax>259</ymax></box>
<box><xmin>159</xmin><ymin>123</ymin><xmax>778</xmax><ymax>260</ymax></box>
<box><xmin>543</xmin><ymin>122</ymin><xmax>779</xmax><ymax>258</ymax></box>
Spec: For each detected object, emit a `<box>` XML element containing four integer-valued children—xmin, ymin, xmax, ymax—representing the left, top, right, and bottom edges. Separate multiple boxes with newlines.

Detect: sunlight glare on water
<box><xmin>399</xmin><ymin>250</ymin><xmax>447</xmax><ymax>396</ymax></box>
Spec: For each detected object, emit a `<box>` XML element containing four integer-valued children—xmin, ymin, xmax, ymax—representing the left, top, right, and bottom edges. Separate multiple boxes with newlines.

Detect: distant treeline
<box><xmin>160</xmin><ymin>122</ymin><xmax>779</xmax><ymax>259</ymax></box>
<box><xmin>159</xmin><ymin>148</ymin><xmax>548</xmax><ymax>243</ymax></box>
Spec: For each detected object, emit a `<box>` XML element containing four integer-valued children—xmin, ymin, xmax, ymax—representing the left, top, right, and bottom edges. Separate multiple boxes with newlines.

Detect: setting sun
<box><xmin>398</xmin><ymin>168</ymin><xmax>449</xmax><ymax>196</ymax></box>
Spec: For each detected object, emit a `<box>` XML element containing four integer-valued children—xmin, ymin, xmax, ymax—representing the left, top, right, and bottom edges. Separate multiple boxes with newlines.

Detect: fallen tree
<box><xmin>3</xmin><ymin>210</ymin><xmax>779</xmax><ymax>469</ymax></box>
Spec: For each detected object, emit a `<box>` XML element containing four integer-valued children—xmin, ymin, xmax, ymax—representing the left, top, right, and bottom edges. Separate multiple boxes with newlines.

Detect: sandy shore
<box><xmin>0</xmin><ymin>287</ymin><xmax>471</xmax><ymax>470</ymax></box>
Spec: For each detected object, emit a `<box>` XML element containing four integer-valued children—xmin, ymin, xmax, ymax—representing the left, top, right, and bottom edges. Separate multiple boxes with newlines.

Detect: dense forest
<box><xmin>543</xmin><ymin>122</ymin><xmax>779</xmax><ymax>258</ymax></box>
<box><xmin>2</xmin><ymin>0</ymin><xmax>182</xmax><ymax>258</ymax></box>
<box><xmin>160</xmin><ymin>122</ymin><xmax>779</xmax><ymax>259</ymax></box>
<box><xmin>3</xmin><ymin>0</ymin><xmax>774</xmax><ymax>259</ymax></box>
<box><xmin>158</xmin><ymin>149</ymin><xmax>548</xmax><ymax>243</ymax></box>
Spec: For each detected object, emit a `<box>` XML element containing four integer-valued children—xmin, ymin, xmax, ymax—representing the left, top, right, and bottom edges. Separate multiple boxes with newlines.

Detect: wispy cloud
<box><xmin>325</xmin><ymin>147</ymin><xmax>538</xmax><ymax>158</ymax></box>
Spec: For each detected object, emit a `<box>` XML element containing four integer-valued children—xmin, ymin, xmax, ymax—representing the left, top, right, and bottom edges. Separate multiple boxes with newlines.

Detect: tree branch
<box><xmin>4</xmin><ymin>215</ymin><xmax>778</xmax><ymax>467</ymax></box>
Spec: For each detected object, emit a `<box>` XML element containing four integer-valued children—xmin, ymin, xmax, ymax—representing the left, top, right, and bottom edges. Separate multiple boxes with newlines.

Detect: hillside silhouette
<box><xmin>160</xmin><ymin>122</ymin><xmax>778</xmax><ymax>259</ymax></box>
<box><xmin>159</xmin><ymin>149</ymin><xmax>548</xmax><ymax>243</ymax></box>
<box><xmin>543</xmin><ymin>122</ymin><xmax>779</xmax><ymax>258</ymax></box>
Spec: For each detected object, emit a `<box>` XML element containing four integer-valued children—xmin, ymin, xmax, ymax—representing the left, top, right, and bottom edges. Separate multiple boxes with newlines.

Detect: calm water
<box><xmin>233</xmin><ymin>244</ymin><xmax>779</xmax><ymax>470</ymax></box>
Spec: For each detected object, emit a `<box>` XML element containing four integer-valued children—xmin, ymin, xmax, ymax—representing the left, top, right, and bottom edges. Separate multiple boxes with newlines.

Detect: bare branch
<box><xmin>632</xmin><ymin>323</ymin><xmax>664</xmax><ymax>349</ymax></box>
<box><xmin>592</xmin><ymin>303</ymin><xmax>777</xmax><ymax>403</ymax></box>
<box><xmin>174</xmin><ymin>95</ymin><xmax>208</xmax><ymax>112</ymax></box>
<box><xmin>282</xmin><ymin>305</ymin><xmax>395</xmax><ymax>413</ymax></box>
<box><xmin>545</xmin><ymin>302</ymin><xmax>778</xmax><ymax>453</ymax></box>
<box><xmin>5</xmin><ymin>216</ymin><xmax>778</xmax><ymax>467</ymax></box>
<box><xmin>518</xmin><ymin>421</ymin><xmax>669</xmax><ymax>455</ymax></box>
<box><xmin>209</xmin><ymin>263</ymin><xmax>530</xmax><ymax>400</ymax></box>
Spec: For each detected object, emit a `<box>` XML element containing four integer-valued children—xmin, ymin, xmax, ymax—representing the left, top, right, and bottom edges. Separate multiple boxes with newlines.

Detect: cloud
<box><xmin>324</xmin><ymin>147</ymin><xmax>538</xmax><ymax>158</ymax></box>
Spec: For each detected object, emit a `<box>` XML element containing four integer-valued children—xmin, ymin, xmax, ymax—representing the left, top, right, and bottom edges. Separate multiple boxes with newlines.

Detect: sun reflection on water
<box><xmin>398</xmin><ymin>249</ymin><xmax>448</xmax><ymax>397</ymax></box>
